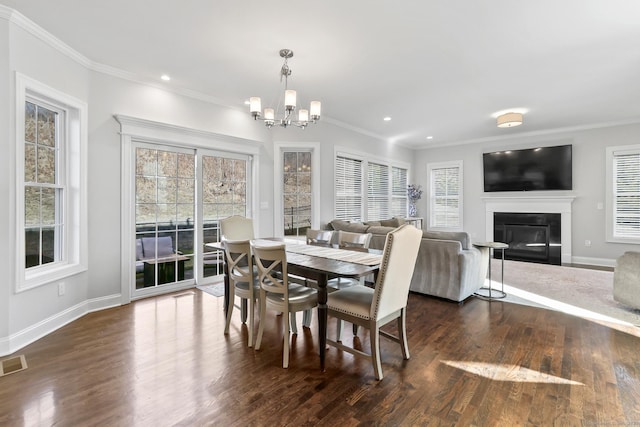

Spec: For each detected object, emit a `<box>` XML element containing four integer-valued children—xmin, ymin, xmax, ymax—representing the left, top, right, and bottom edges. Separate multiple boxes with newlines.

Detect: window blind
<box><xmin>335</xmin><ymin>155</ymin><xmax>363</xmax><ymax>221</ymax></box>
<box><xmin>613</xmin><ymin>150</ymin><xmax>640</xmax><ymax>238</ymax></box>
<box><xmin>391</xmin><ymin>166</ymin><xmax>408</xmax><ymax>218</ymax></box>
<box><xmin>367</xmin><ymin>162</ymin><xmax>390</xmax><ymax>221</ymax></box>
<box><xmin>429</xmin><ymin>163</ymin><xmax>462</xmax><ymax>229</ymax></box>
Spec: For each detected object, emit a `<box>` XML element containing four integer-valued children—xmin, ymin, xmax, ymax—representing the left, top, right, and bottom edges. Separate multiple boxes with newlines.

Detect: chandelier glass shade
<box><xmin>250</xmin><ymin>49</ymin><xmax>321</xmax><ymax>129</ymax></box>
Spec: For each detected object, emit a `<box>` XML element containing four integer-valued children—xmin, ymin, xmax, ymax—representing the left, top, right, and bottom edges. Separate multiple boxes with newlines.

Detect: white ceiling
<box><xmin>3</xmin><ymin>0</ymin><xmax>640</xmax><ymax>148</ymax></box>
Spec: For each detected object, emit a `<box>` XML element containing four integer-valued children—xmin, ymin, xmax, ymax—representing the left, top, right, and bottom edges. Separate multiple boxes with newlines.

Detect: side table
<box><xmin>473</xmin><ymin>241</ymin><xmax>509</xmax><ymax>300</ymax></box>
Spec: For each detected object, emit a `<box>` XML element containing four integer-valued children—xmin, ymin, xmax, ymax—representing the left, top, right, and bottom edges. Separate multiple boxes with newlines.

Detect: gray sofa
<box><xmin>328</xmin><ymin>219</ymin><xmax>489</xmax><ymax>302</ymax></box>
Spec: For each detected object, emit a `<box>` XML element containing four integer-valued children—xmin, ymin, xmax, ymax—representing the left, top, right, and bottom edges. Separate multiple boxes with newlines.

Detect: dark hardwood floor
<box><xmin>1</xmin><ymin>289</ymin><xmax>639</xmax><ymax>426</ymax></box>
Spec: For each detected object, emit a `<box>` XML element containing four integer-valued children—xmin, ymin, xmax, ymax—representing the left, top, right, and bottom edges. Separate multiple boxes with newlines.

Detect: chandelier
<box><xmin>249</xmin><ymin>49</ymin><xmax>321</xmax><ymax>129</ymax></box>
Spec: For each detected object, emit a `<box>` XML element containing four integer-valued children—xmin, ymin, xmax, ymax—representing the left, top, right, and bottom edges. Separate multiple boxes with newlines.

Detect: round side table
<box><xmin>473</xmin><ymin>241</ymin><xmax>509</xmax><ymax>300</ymax></box>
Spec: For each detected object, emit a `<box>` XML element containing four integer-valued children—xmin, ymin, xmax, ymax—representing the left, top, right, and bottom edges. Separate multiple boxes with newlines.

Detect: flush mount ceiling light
<box><xmin>497</xmin><ymin>112</ymin><xmax>523</xmax><ymax>128</ymax></box>
<box><xmin>249</xmin><ymin>49</ymin><xmax>321</xmax><ymax>129</ymax></box>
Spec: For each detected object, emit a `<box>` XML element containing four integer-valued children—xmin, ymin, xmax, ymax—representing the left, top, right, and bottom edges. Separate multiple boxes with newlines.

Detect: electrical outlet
<box><xmin>585</xmin><ymin>240</ymin><xmax>592</xmax><ymax>247</ymax></box>
<box><xmin>58</xmin><ymin>282</ymin><xmax>65</xmax><ymax>296</ymax></box>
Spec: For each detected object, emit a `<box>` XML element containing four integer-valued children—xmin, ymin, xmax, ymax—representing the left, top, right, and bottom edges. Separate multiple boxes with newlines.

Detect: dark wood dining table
<box><xmin>206</xmin><ymin>239</ymin><xmax>381</xmax><ymax>371</ymax></box>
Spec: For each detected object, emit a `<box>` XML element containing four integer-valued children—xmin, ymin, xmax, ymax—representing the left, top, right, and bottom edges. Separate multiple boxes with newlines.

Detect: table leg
<box><xmin>222</xmin><ymin>253</ymin><xmax>230</xmax><ymax>314</ymax></box>
<box><xmin>317</xmin><ymin>272</ymin><xmax>328</xmax><ymax>372</ymax></box>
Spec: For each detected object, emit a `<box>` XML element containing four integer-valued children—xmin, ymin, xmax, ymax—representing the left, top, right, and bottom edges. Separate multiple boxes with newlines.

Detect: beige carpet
<box><xmin>492</xmin><ymin>259</ymin><xmax>640</xmax><ymax>329</ymax></box>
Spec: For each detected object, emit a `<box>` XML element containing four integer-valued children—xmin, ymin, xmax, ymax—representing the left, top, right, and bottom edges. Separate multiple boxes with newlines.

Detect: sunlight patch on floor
<box><xmin>442</xmin><ymin>360</ymin><xmax>583</xmax><ymax>385</ymax></box>
<box><xmin>502</xmin><ymin>283</ymin><xmax>640</xmax><ymax>338</ymax></box>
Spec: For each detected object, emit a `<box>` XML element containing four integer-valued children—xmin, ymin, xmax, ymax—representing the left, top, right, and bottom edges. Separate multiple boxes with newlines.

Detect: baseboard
<box><xmin>0</xmin><ymin>294</ymin><xmax>122</xmax><ymax>357</ymax></box>
<box><xmin>570</xmin><ymin>256</ymin><xmax>616</xmax><ymax>268</ymax></box>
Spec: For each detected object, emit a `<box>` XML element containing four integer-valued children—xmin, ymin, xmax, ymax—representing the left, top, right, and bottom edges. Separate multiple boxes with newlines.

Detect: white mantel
<box><xmin>483</xmin><ymin>195</ymin><xmax>575</xmax><ymax>264</ymax></box>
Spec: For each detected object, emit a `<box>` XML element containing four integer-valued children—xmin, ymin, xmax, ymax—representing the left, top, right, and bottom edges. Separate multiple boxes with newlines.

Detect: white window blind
<box><xmin>391</xmin><ymin>166</ymin><xmax>408</xmax><ymax>218</ymax></box>
<box><xmin>335</xmin><ymin>155</ymin><xmax>363</xmax><ymax>221</ymax></box>
<box><xmin>367</xmin><ymin>162</ymin><xmax>390</xmax><ymax>221</ymax></box>
<box><xmin>428</xmin><ymin>161</ymin><xmax>463</xmax><ymax>230</ymax></box>
<box><xmin>613</xmin><ymin>149</ymin><xmax>640</xmax><ymax>239</ymax></box>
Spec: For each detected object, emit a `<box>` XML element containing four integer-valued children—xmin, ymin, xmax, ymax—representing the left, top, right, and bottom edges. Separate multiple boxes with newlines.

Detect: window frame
<box><xmin>606</xmin><ymin>145</ymin><xmax>640</xmax><ymax>244</ymax></box>
<box><xmin>427</xmin><ymin>160</ymin><xmax>463</xmax><ymax>231</ymax></box>
<box><xmin>15</xmin><ymin>73</ymin><xmax>88</xmax><ymax>292</ymax></box>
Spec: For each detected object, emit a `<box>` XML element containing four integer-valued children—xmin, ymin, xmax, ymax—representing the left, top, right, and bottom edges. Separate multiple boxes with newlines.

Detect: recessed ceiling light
<box><xmin>426</xmin><ymin>136</ymin><xmax>433</xmax><ymax>140</ymax></box>
<box><xmin>161</xmin><ymin>74</ymin><xmax>171</xmax><ymax>81</ymax></box>
<box><xmin>383</xmin><ymin>117</ymin><xmax>392</xmax><ymax>121</ymax></box>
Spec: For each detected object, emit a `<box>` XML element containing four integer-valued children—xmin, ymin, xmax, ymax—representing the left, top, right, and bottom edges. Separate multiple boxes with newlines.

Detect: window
<box><xmin>606</xmin><ymin>145</ymin><xmax>640</xmax><ymax>243</ymax></box>
<box><xmin>367</xmin><ymin>162</ymin><xmax>390</xmax><ymax>221</ymax></box>
<box><xmin>335</xmin><ymin>154</ymin><xmax>364</xmax><ymax>221</ymax></box>
<box><xmin>427</xmin><ymin>160</ymin><xmax>463</xmax><ymax>230</ymax></box>
<box><xmin>283</xmin><ymin>151</ymin><xmax>312</xmax><ymax>236</ymax></box>
<box><xmin>335</xmin><ymin>151</ymin><xmax>409</xmax><ymax>222</ymax></box>
<box><xmin>16</xmin><ymin>73</ymin><xmax>87</xmax><ymax>291</ymax></box>
<box><xmin>391</xmin><ymin>166</ymin><xmax>408</xmax><ymax>218</ymax></box>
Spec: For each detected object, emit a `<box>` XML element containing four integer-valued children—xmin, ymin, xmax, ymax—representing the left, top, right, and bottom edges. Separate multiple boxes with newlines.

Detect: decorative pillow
<box><xmin>363</xmin><ymin>221</ymin><xmax>381</xmax><ymax>226</ymax></box>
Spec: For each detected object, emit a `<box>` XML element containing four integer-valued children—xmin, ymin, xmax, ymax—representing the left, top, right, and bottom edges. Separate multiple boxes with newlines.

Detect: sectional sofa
<box><xmin>328</xmin><ymin>219</ymin><xmax>489</xmax><ymax>302</ymax></box>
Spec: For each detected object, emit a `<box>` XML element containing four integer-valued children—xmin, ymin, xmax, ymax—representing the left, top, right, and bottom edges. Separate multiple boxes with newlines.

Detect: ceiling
<box><xmin>3</xmin><ymin>0</ymin><xmax>640</xmax><ymax>148</ymax></box>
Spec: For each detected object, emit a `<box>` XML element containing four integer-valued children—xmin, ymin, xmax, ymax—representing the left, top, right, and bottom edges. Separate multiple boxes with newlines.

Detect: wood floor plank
<box><xmin>1</xmin><ymin>290</ymin><xmax>639</xmax><ymax>426</ymax></box>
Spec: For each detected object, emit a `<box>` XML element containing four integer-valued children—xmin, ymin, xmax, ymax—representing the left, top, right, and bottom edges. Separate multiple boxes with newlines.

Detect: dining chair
<box><xmin>306</xmin><ymin>229</ymin><xmax>334</xmax><ymax>247</ymax></box>
<box><xmin>223</xmin><ymin>239</ymin><xmax>260</xmax><ymax>347</ymax></box>
<box><xmin>327</xmin><ymin>231</ymin><xmax>373</xmax><ymax>290</ymax></box>
<box><xmin>220</xmin><ymin>215</ymin><xmax>255</xmax><ymax>240</ymax></box>
<box><xmin>326</xmin><ymin>224</ymin><xmax>422</xmax><ymax>380</ymax></box>
<box><xmin>252</xmin><ymin>241</ymin><xmax>318</xmax><ymax>368</ymax></box>
<box><xmin>220</xmin><ymin>216</ymin><xmax>255</xmax><ymax>321</ymax></box>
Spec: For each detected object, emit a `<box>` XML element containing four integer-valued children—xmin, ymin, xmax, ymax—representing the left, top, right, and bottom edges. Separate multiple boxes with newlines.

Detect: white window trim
<box><xmin>334</xmin><ymin>147</ymin><xmax>411</xmax><ymax>221</ymax></box>
<box><xmin>427</xmin><ymin>160</ymin><xmax>464</xmax><ymax>231</ymax></box>
<box><xmin>273</xmin><ymin>142</ymin><xmax>321</xmax><ymax>237</ymax></box>
<box><xmin>606</xmin><ymin>144</ymin><xmax>640</xmax><ymax>244</ymax></box>
<box><xmin>15</xmin><ymin>73</ymin><xmax>88</xmax><ymax>292</ymax></box>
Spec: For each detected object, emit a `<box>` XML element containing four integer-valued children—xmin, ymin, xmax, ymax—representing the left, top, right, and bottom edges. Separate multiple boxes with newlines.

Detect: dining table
<box><xmin>206</xmin><ymin>238</ymin><xmax>382</xmax><ymax>371</ymax></box>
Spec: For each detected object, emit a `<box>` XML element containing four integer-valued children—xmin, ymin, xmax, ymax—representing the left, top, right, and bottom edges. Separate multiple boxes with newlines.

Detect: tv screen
<box><xmin>483</xmin><ymin>144</ymin><xmax>572</xmax><ymax>192</ymax></box>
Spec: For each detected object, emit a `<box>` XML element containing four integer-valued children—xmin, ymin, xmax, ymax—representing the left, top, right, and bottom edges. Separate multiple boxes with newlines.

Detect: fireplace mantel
<box><xmin>483</xmin><ymin>195</ymin><xmax>575</xmax><ymax>264</ymax></box>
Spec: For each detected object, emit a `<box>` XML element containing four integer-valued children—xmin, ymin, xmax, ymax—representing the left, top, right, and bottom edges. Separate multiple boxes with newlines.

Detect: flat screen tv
<box><xmin>483</xmin><ymin>144</ymin><xmax>572</xmax><ymax>192</ymax></box>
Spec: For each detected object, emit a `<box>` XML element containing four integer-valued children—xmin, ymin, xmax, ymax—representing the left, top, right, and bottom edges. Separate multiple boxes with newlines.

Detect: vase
<box><xmin>408</xmin><ymin>201</ymin><xmax>417</xmax><ymax>217</ymax></box>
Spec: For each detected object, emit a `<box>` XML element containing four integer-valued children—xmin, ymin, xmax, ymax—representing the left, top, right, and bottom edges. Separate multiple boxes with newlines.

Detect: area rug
<box><xmin>196</xmin><ymin>283</ymin><xmax>224</xmax><ymax>297</ymax></box>
<box><xmin>493</xmin><ymin>259</ymin><xmax>640</xmax><ymax>329</ymax></box>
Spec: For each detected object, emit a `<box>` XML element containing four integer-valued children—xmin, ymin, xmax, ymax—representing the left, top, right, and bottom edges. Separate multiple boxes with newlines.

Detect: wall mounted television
<box><xmin>483</xmin><ymin>144</ymin><xmax>572</xmax><ymax>192</ymax></box>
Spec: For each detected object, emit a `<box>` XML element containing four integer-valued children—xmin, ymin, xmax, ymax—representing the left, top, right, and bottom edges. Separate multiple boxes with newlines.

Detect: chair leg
<box><xmin>283</xmin><ymin>311</ymin><xmax>290</xmax><ymax>368</ymax></box>
<box><xmin>247</xmin><ymin>297</ymin><xmax>255</xmax><ymax>348</ymax></box>
<box><xmin>224</xmin><ymin>289</ymin><xmax>234</xmax><ymax>334</ymax></box>
<box><xmin>302</xmin><ymin>309</ymin><xmax>312</xmax><ymax>328</ymax></box>
<box><xmin>240</xmin><ymin>298</ymin><xmax>248</xmax><ymax>323</ymax></box>
<box><xmin>398</xmin><ymin>308</ymin><xmax>410</xmax><ymax>360</ymax></box>
<box><xmin>370</xmin><ymin>323</ymin><xmax>383</xmax><ymax>380</ymax></box>
<box><xmin>336</xmin><ymin>319</ymin><xmax>343</xmax><ymax>341</ymax></box>
<box><xmin>290</xmin><ymin>312</ymin><xmax>298</xmax><ymax>335</ymax></box>
<box><xmin>255</xmin><ymin>293</ymin><xmax>266</xmax><ymax>350</ymax></box>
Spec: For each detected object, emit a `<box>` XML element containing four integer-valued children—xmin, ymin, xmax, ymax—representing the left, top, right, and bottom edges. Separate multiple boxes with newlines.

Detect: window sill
<box><xmin>19</xmin><ymin>262</ymin><xmax>87</xmax><ymax>292</ymax></box>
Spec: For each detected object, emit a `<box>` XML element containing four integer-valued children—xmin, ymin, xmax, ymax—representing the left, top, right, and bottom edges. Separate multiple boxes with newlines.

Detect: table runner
<box><xmin>285</xmin><ymin>243</ymin><xmax>382</xmax><ymax>266</ymax></box>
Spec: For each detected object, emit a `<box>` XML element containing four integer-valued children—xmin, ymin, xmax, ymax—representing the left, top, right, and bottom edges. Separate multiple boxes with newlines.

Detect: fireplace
<box><xmin>494</xmin><ymin>212</ymin><xmax>561</xmax><ymax>265</ymax></box>
<box><xmin>483</xmin><ymin>196</ymin><xmax>574</xmax><ymax>264</ymax></box>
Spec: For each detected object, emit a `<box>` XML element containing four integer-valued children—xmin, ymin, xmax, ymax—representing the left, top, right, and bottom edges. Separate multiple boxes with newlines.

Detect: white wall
<box><xmin>412</xmin><ymin>123</ymin><xmax>640</xmax><ymax>265</ymax></box>
<box><xmin>0</xmin><ymin>18</ymin><xmax>11</xmax><ymax>347</ymax></box>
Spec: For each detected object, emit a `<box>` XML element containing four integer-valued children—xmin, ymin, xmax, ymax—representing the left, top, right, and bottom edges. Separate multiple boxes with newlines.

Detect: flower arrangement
<box><xmin>407</xmin><ymin>184</ymin><xmax>423</xmax><ymax>202</ymax></box>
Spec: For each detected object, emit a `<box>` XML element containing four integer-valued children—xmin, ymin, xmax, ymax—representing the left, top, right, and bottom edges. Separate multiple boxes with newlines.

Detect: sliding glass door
<box><xmin>132</xmin><ymin>143</ymin><xmax>251</xmax><ymax>296</ymax></box>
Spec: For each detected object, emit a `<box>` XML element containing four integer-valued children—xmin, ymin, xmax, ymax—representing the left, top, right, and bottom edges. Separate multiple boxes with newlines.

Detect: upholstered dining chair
<box><xmin>223</xmin><ymin>239</ymin><xmax>260</xmax><ymax>347</ymax></box>
<box><xmin>252</xmin><ymin>241</ymin><xmax>318</xmax><ymax>368</ymax></box>
<box><xmin>306</xmin><ymin>229</ymin><xmax>334</xmax><ymax>247</ymax></box>
<box><xmin>326</xmin><ymin>224</ymin><xmax>422</xmax><ymax>380</ymax></box>
<box><xmin>220</xmin><ymin>215</ymin><xmax>255</xmax><ymax>241</ymax></box>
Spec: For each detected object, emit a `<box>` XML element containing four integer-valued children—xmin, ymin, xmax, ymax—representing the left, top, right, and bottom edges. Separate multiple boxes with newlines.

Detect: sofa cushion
<box><xmin>329</xmin><ymin>219</ymin><xmax>370</xmax><ymax>234</ymax></box>
<box><xmin>380</xmin><ymin>217</ymin><xmax>406</xmax><ymax>227</ymax></box>
<box><xmin>422</xmin><ymin>230</ymin><xmax>471</xmax><ymax>250</ymax></box>
<box><xmin>363</xmin><ymin>220</ymin><xmax>381</xmax><ymax>226</ymax></box>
